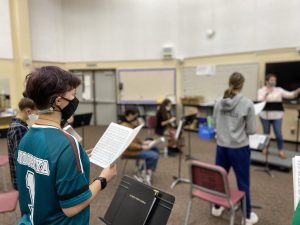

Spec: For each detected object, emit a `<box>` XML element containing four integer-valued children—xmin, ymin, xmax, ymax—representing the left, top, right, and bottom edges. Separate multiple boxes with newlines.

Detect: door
<box><xmin>73</xmin><ymin>70</ymin><xmax>117</xmax><ymax>126</ymax></box>
<box><xmin>73</xmin><ymin>71</ymin><xmax>95</xmax><ymax>124</ymax></box>
<box><xmin>94</xmin><ymin>70</ymin><xmax>117</xmax><ymax>125</ymax></box>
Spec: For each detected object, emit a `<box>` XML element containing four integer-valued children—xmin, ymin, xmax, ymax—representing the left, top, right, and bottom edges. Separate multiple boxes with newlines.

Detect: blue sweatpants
<box><xmin>215</xmin><ymin>145</ymin><xmax>252</xmax><ymax>218</ymax></box>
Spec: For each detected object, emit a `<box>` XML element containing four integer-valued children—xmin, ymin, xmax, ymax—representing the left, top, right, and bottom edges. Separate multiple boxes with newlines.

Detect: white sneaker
<box><xmin>133</xmin><ymin>175</ymin><xmax>144</xmax><ymax>183</ymax></box>
<box><xmin>145</xmin><ymin>174</ymin><xmax>152</xmax><ymax>186</ymax></box>
<box><xmin>211</xmin><ymin>206</ymin><xmax>224</xmax><ymax>217</ymax></box>
<box><xmin>244</xmin><ymin>212</ymin><xmax>259</xmax><ymax>225</ymax></box>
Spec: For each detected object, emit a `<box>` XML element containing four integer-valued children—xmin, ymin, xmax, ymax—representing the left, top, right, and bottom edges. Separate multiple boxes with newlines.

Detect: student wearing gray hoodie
<box><xmin>212</xmin><ymin>72</ymin><xmax>258</xmax><ymax>225</ymax></box>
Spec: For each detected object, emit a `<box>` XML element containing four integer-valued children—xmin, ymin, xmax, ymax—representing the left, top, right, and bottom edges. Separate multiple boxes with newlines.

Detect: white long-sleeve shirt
<box><xmin>257</xmin><ymin>86</ymin><xmax>296</xmax><ymax>120</ymax></box>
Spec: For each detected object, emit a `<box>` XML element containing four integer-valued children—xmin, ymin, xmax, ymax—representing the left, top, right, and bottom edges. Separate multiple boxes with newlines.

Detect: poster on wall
<box><xmin>196</xmin><ymin>65</ymin><xmax>216</xmax><ymax>76</ymax></box>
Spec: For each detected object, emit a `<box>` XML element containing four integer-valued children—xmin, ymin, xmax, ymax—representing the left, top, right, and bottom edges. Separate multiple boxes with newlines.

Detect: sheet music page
<box><xmin>293</xmin><ymin>156</ymin><xmax>300</xmax><ymax>210</ymax></box>
<box><xmin>90</xmin><ymin>123</ymin><xmax>140</xmax><ymax>168</ymax></box>
<box><xmin>148</xmin><ymin>137</ymin><xmax>165</xmax><ymax>148</ymax></box>
<box><xmin>175</xmin><ymin>120</ymin><xmax>184</xmax><ymax>140</ymax></box>
<box><xmin>124</xmin><ymin>124</ymin><xmax>144</xmax><ymax>152</ymax></box>
<box><xmin>249</xmin><ymin>134</ymin><xmax>267</xmax><ymax>149</ymax></box>
<box><xmin>254</xmin><ymin>101</ymin><xmax>266</xmax><ymax>115</ymax></box>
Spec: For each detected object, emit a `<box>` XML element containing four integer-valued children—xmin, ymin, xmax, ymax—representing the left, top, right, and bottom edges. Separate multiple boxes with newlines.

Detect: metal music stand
<box><xmin>182</xmin><ymin>114</ymin><xmax>197</xmax><ymax>160</ymax></box>
<box><xmin>248</xmin><ymin>134</ymin><xmax>271</xmax><ymax>210</ymax></box>
<box><xmin>260</xmin><ymin>101</ymin><xmax>284</xmax><ymax>165</ymax></box>
<box><xmin>252</xmin><ymin>135</ymin><xmax>273</xmax><ymax>178</ymax></box>
<box><xmin>73</xmin><ymin>113</ymin><xmax>92</xmax><ymax>147</ymax></box>
<box><xmin>170</xmin><ymin>118</ymin><xmax>190</xmax><ymax>189</ymax></box>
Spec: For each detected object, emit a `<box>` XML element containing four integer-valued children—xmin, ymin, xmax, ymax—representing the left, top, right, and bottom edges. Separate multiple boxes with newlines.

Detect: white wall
<box><xmin>29</xmin><ymin>0</ymin><xmax>64</xmax><ymax>61</ymax></box>
<box><xmin>28</xmin><ymin>0</ymin><xmax>300</xmax><ymax>62</ymax></box>
<box><xmin>62</xmin><ymin>0</ymin><xmax>179</xmax><ymax>62</ymax></box>
<box><xmin>178</xmin><ymin>0</ymin><xmax>300</xmax><ymax>57</ymax></box>
<box><xmin>0</xmin><ymin>0</ymin><xmax>13</xmax><ymax>59</ymax></box>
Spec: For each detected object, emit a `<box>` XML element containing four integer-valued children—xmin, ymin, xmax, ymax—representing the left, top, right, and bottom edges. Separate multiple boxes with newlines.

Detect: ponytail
<box><xmin>223</xmin><ymin>72</ymin><xmax>245</xmax><ymax>99</ymax></box>
<box><xmin>223</xmin><ymin>86</ymin><xmax>236</xmax><ymax>99</ymax></box>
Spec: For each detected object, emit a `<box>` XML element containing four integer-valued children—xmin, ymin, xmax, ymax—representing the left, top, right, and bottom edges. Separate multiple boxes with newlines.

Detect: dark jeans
<box><xmin>215</xmin><ymin>145</ymin><xmax>251</xmax><ymax>218</ymax></box>
<box><xmin>131</xmin><ymin>147</ymin><xmax>160</xmax><ymax>171</ymax></box>
<box><xmin>260</xmin><ymin>118</ymin><xmax>283</xmax><ymax>150</ymax></box>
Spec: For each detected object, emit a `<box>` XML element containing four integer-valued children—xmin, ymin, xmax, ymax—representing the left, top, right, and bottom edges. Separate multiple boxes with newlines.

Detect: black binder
<box><xmin>263</xmin><ymin>102</ymin><xmax>284</xmax><ymax>112</ymax></box>
<box><xmin>73</xmin><ymin>113</ymin><xmax>92</xmax><ymax>128</ymax></box>
<box><xmin>100</xmin><ymin>176</ymin><xmax>175</xmax><ymax>225</ymax></box>
<box><xmin>253</xmin><ymin>101</ymin><xmax>284</xmax><ymax>112</ymax></box>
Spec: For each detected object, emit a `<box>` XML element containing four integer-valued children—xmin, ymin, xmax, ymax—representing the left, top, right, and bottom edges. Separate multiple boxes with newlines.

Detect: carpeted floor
<box><xmin>0</xmin><ymin>125</ymin><xmax>295</xmax><ymax>225</ymax></box>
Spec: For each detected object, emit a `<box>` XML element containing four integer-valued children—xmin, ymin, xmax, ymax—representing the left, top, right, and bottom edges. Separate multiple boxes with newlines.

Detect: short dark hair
<box><xmin>18</xmin><ymin>97</ymin><xmax>36</xmax><ymax>111</ymax></box>
<box><xmin>25</xmin><ymin>66</ymin><xmax>81</xmax><ymax>109</ymax></box>
<box><xmin>125</xmin><ymin>108</ymin><xmax>138</xmax><ymax>117</ymax></box>
<box><xmin>266</xmin><ymin>73</ymin><xmax>277</xmax><ymax>81</ymax></box>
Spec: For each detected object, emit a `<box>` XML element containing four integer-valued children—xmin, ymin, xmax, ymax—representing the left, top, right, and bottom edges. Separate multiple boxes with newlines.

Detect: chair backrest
<box><xmin>0</xmin><ymin>191</ymin><xmax>19</xmax><ymax>213</ymax></box>
<box><xmin>189</xmin><ymin>160</ymin><xmax>230</xmax><ymax>198</ymax></box>
<box><xmin>0</xmin><ymin>155</ymin><xmax>9</xmax><ymax>166</ymax></box>
<box><xmin>147</xmin><ymin>116</ymin><xmax>157</xmax><ymax>129</ymax></box>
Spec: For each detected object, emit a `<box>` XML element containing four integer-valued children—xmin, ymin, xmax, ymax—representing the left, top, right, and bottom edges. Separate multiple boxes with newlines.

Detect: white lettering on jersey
<box><xmin>17</xmin><ymin>150</ymin><xmax>50</xmax><ymax>176</ymax></box>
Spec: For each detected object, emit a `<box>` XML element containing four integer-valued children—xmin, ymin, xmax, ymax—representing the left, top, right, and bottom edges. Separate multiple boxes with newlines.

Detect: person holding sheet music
<box><xmin>16</xmin><ymin>66</ymin><xmax>117</xmax><ymax>225</ymax></box>
<box><xmin>257</xmin><ymin>73</ymin><xmax>300</xmax><ymax>159</ymax></box>
<box><xmin>121</xmin><ymin>109</ymin><xmax>160</xmax><ymax>186</ymax></box>
<box><xmin>155</xmin><ymin>98</ymin><xmax>178</xmax><ymax>155</ymax></box>
<box><xmin>213</xmin><ymin>72</ymin><xmax>258</xmax><ymax>225</ymax></box>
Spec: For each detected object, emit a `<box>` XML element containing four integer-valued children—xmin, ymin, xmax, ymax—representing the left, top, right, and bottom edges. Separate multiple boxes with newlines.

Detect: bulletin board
<box><xmin>118</xmin><ymin>68</ymin><xmax>176</xmax><ymax>103</ymax></box>
<box><xmin>182</xmin><ymin>62</ymin><xmax>259</xmax><ymax>102</ymax></box>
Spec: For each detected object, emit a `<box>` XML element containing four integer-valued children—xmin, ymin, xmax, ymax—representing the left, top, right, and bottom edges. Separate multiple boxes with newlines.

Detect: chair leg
<box><xmin>9</xmin><ymin>211</ymin><xmax>18</xmax><ymax>225</ymax></box>
<box><xmin>229</xmin><ymin>208</ymin><xmax>235</xmax><ymax>225</ymax></box>
<box><xmin>121</xmin><ymin>159</ymin><xmax>128</xmax><ymax>176</ymax></box>
<box><xmin>184</xmin><ymin>199</ymin><xmax>192</xmax><ymax>225</ymax></box>
<box><xmin>241</xmin><ymin>197</ymin><xmax>247</xmax><ymax>225</ymax></box>
<box><xmin>1</xmin><ymin>167</ymin><xmax>8</xmax><ymax>191</ymax></box>
<box><xmin>209</xmin><ymin>203</ymin><xmax>212</xmax><ymax>215</ymax></box>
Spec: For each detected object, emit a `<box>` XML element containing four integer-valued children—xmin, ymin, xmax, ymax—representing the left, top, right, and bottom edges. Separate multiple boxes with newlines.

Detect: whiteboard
<box><xmin>118</xmin><ymin>68</ymin><xmax>176</xmax><ymax>102</ymax></box>
<box><xmin>182</xmin><ymin>63</ymin><xmax>258</xmax><ymax>102</ymax></box>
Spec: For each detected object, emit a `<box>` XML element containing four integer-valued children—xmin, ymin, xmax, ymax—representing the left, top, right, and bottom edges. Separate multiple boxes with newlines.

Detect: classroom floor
<box><xmin>0</xmin><ymin>125</ymin><xmax>295</xmax><ymax>225</ymax></box>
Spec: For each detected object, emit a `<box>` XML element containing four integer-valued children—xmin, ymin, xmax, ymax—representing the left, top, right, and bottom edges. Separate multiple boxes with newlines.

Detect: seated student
<box><xmin>7</xmin><ymin>97</ymin><xmax>37</xmax><ymax>190</ymax></box>
<box><xmin>155</xmin><ymin>99</ymin><xmax>178</xmax><ymax>155</ymax></box>
<box><xmin>121</xmin><ymin>109</ymin><xmax>160</xmax><ymax>186</ymax></box>
<box><xmin>155</xmin><ymin>99</ymin><xmax>176</xmax><ymax>136</ymax></box>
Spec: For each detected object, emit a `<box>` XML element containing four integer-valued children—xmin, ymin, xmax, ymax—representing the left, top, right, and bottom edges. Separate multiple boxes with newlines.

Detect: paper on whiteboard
<box><xmin>254</xmin><ymin>101</ymin><xmax>266</xmax><ymax>115</ymax></box>
<box><xmin>196</xmin><ymin>64</ymin><xmax>216</xmax><ymax>76</ymax></box>
<box><xmin>293</xmin><ymin>156</ymin><xmax>300</xmax><ymax>209</ymax></box>
<box><xmin>90</xmin><ymin>123</ymin><xmax>143</xmax><ymax>168</ymax></box>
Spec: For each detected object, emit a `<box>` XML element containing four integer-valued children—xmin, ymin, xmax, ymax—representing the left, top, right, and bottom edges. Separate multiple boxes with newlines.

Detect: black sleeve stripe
<box><xmin>58</xmin><ymin>184</ymin><xmax>89</xmax><ymax>201</ymax></box>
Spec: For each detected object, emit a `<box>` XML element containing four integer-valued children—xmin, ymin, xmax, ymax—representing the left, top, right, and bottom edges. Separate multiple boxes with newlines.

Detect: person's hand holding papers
<box><xmin>85</xmin><ymin>148</ymin><xmax>93</xmax><ymax>157</ymax></box>
<box><xmin>141</xmin><ymin>141</ymin><xmax>152</xmax><ymax>151</ymax></box>
<box><xmin>142</xmin><ymin>137</ymin><xmax>166</xmax><ymax>151</ymax></box>
<box><xmin>99</xmin><ymin>163</ymin><xmax>117</xmax><ymax>183</ymax></box>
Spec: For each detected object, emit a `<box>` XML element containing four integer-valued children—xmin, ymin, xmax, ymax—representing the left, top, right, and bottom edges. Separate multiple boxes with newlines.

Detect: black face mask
<box><xmin>59</xmin><ymin>97</ymin><xmax>79</xmax><ymax>121</ymax></box>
